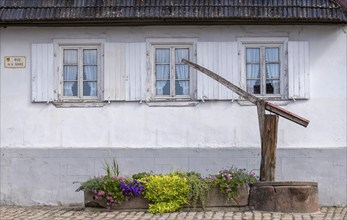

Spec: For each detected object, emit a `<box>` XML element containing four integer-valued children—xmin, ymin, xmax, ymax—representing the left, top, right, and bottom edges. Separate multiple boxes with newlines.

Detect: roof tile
<box><xmin>0</xmin><ymin>0</ymin><xmax>346</xmax><ymax>24</ymax></box>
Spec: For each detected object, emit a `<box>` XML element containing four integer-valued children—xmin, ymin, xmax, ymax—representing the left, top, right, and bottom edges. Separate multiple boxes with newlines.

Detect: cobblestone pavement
<box><xmin>0</xmin><ymin>206</ymin><xmax>346</xmax><ymax>220</ymax></box>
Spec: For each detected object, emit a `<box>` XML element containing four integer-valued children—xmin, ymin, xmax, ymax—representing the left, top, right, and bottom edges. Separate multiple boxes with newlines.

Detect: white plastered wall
<box><xmin>0</xmin><ymin>25</ymin><xmax>346</xmax><ymax>149</ymax></box>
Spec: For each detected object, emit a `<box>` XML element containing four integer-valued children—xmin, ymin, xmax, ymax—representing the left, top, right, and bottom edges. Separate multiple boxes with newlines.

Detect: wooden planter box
<box><xmin>84</xmin><ymin>185</ymin><xmax>249</xmax><ymax>210</ymax></box>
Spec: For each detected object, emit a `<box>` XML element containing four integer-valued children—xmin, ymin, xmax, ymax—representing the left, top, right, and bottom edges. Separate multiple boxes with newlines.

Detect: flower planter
<box><xmin>205</xmin><ymin>186</ymin><xmax>249</xmax><ymax>207</ymax></box>
<box><xmin>84</xmin><ymin>185</ymin><xmax>249</xmax><ymax>210</ymax></box>
<box><xmin>84</xmin><ymin>190</ymin><xmax>149</xmax><ymax>210</ymax></box>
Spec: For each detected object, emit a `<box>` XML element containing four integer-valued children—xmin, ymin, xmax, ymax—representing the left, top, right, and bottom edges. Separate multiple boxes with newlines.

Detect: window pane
<box><xmin>246</xmin><ymin>48</ymin><xmax>260</xmax><ymax>62</ymax></box>
<box><xmin>156</xmin><ymin>80</ymin><xmax>170</xmax><ymax>95</ymax></box>
<box><xmin>266</xmin><ymin>80</ymin><xmax>280</xmax><ymax>94</ymax></box>
<box><xmin>63</xmin><ymin>66</ymin><xmax>78</xmax><ymax>80</ymax></box>
<box><xmin>83</xmin><ymin>49</ymin><xmax>97</xmax><ymax>65</ymax></box>
<box><xmin>155</xmin><ymin>49</ymin><xmax>170</xmax><ymax>63</ymax></box>
<box><xmin>175</xmin><ymin>80</ymin><xmax>189</xmax><ymax>95</ymax></box>
<box><xmin>83</xmin><ymin>66</ymin><xmax>97</xmax><ymax>80</ymax></box>
<box><xmin>265</xmin><ymin>48</ymin><xmax>279</xmax><ymax>62</ymax></box>
<box><xmin>246</xmin><ymin>64</ymin><xmax>260</xmax><ymax>78</ymax></box>
<box><xmin>156</xmin><ymin>65</ymin><xmax>170</xmax><ymax>79</ymax></box>
<box><xmin>247</xmin><ymin>79</ymin><xmax>261</xmax><ymax>94</ymax></box>
<box><xmin>266</xmin><ymin>64</ymin><xmax>280</xmax><ymax>78</ymax></box>
<box><xmin>175</xmin><ymin>65</ymin><xmax>189</xmax><ymax>79</ymax></box>
<box><xmin>63</xmin><ymin>82</ymin><xmax>78</xmax><ymax>96</ymax></box>
<box><xmin>83</xmin><ymin>82</ymin><xmax>97</xmax><ymax>96</ymax></box>
<box><xmin>175</xmin><ymin>48</ymin><xmax>189</xmax><ymax>63</ymax></box>
<box><xmin>63</xmin><ymin>49</ymin><xmax>78</xmax><ymax>64</ymax></box>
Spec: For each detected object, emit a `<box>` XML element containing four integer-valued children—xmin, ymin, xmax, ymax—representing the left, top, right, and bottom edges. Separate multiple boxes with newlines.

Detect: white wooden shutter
<box><xmin>288</xmin><ymin>41</ymin><xmax>310</xmax><ymax>99</ymax></box>
<box><xmin>196</xmin><ymin>42</ymin><xmax>238</xmax><ymax>100</ymax></box>
<box><xmin>104</xmin><ymin>42</ymin><xmax>126</xmax><ymax>101</ymax></box>
<box><xmin>31</xmin><ymin>43</ymin><xmax>54</xmax><ymax>102</ymax></box>
<box><xmin>125</xmin><ymin>42</ymin><xmax>146</xmax><ymax>101</ymax></box>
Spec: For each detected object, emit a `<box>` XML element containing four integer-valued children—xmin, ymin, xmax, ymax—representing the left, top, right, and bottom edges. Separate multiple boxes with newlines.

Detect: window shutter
<box><xmin>125</xmin><ymin>42</ymin><xmax>147</xmax><ymax>101</ymax></box>
<box><xmin>104</xmin><ymin>42</ymin><xmax>126</xmax><ymax>101</ymax></box>
<box><xmin>288</xmin><ymin>41</ymin><xmax>310</xmax><ymax>99</ymax></box>
<box><xmin>196</xmin><ymin>42</ymin><xmax>238</xmax><ymax>100</ymax></box>
<box><xmin>31</xmin><ymin>43</ymin><xmax>54</xmax><ymax>102</ymax></box>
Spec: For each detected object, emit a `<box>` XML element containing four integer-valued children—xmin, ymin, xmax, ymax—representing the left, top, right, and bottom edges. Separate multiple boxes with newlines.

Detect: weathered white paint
<box><xmin>1</xmin><ymin>25</ymin><xmax>345</xmax><ymax>149</ymax></box>
<box><xmin>125</xmin><ymin>42</ymin><xmax>146</xmax><ymax>101</ymax></box>
<box><xmin>197</xmin><ymin>42</ymin><xmax>237</xmax><ymax>100</ymax></box>
<box><xmin>31</xmin><ymin>43</ymin><xmax>54</xmax><ymax>102</ymax></box>
<box><xmin>0</xmin><ymin>147</ymin><xmax>345</xmax><ymax>206</ymax></box>
<box><xmin>104</xmin><ymin>42</ymin><xmax>126</xmax><ymax>101</ymax></box>
<box><xmin>0</xmin><ymin>25</ymin><xmax>346</xmax><ymax>206</ymax></box>
<box><xmin>288</xmin><ymin>41</ymin><xmax>310</xmax><ymax>99</ymax></box>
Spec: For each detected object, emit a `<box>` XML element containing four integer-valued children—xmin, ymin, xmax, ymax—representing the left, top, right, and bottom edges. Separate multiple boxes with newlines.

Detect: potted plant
<box><xmin>207</xmin><ymin>167</ymin><xmax>258</xmax><ymax>206</ymax></box>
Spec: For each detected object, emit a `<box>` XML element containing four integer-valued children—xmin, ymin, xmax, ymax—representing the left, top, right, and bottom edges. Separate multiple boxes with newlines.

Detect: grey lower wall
<box><xmin>0</xmin><ymin>147</ymin><xmax>346</xmax><ymax>206</ymax></box>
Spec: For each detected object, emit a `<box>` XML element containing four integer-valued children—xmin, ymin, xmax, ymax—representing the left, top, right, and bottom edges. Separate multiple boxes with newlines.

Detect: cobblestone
<box><xmin>0</xmin><ymin>206</ymin><xmax>346</xmax><ymax>220</ymax></box>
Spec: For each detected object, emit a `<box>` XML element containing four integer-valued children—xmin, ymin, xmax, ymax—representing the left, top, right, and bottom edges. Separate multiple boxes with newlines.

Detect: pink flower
<box><xmin>97</xmin><ymin>191</ymin><xmax>105</xmax><ymax>196</ymax></box>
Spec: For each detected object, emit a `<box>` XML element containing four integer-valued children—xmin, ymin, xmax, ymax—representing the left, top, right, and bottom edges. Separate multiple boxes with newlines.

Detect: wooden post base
<box><xmin>260</xmin><ymin>114</ymin><xmax>279</xmax><ymax>181</ymax></box>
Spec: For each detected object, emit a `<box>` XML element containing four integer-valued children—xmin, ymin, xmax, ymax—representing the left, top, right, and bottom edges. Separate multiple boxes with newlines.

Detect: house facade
<box><xmin>0</xmin><ymin>0</ymin><xmax>346</xmax><ymax>206</ymax></box>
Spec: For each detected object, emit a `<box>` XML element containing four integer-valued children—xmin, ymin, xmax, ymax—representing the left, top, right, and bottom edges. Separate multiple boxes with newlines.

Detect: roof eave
<box><xmin>1</xmin><ymin>18</ymin><xmax>347</xmax><ymax>26</ymax></box>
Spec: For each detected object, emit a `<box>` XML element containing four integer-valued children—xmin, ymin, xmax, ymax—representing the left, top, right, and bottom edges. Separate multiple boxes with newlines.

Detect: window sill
<box><xmin>237</xmin><ymin>99</ymin><xmax>290</xmax><ymax>106</ymax></box>
<box><xmin>145</xmin><ymin>101</ymin><xmax>199</xmax><ymax>107</ymax></box>
<box><xmin>53</xmin><ymin>101</ymin><xmax>106</xmax><ymax>108</ymax></box>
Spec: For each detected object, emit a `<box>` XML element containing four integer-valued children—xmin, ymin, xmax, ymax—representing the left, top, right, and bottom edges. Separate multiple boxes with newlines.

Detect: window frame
<box><xmin>238</xmin><ymin>37</ymin><xmax>288</xmax><ymax>100</ymax></box>
<box><xmin>147</xmin><ymin>38</ymin><xmax>197</xmax><ymax>102</ymax></box>
<box><xmin>54</xmin><ymin>40</ymin><xmax>104</xmax><ymax>103</ymax></box>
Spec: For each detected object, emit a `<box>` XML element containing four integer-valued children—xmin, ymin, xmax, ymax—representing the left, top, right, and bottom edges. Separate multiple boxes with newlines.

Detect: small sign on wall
<box><xmin>4</xmin><ymin>56</ymin><xmax>26</xmax><ymax>68</ymax></box>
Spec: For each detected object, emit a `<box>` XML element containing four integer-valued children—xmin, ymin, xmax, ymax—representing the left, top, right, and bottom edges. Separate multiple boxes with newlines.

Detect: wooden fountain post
<box><xmin>182</xmin><ymin>59</ymin><xmax>309</xmax><ymax>181</ymax></box>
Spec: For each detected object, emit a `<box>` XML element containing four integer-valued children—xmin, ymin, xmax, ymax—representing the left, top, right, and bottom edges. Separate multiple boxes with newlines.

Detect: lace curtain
<box><xmin>246</xmin><ymin>47</ymin><xmax>280</xmax><ymax>94</ymax></box>
<box><xmin>265</xmin><ymin>48</ymin><xmax>280</xmax><ymax>94</ymax></box>
<box><xmin>155</xmin><ymin>48</ymin><xmax>189</xmax><ymax>96</ymax></box>
<box><xmin>63</xmin><ymin>49</ymin><xmax>97</xmax><ymax>97</ymax></box>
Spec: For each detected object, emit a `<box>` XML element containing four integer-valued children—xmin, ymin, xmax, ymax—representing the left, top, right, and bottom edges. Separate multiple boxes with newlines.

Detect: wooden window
<box><xmin>245</xmin><ymin>46</ymin><xmax>281</xmax><ymax>96</ymax></box>
<box><xmin>153</xmin><ymin>46</ymin><xmax>191</xmax><ymax>98</ymax></box>
<box><xmin>239</xmin><ymin>38</ymin><xmax>288</xmax><ymax>100</ymax></box>
<box><xmin>59</xmin><ymin>45</ymin><xmax>101</xmax><ymax>101</ymax></box>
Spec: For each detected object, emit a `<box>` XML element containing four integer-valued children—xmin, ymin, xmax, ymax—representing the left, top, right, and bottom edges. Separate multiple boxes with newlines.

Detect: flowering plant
<box><xmin>76</xmin><ymin>159</ymin><xmax>145</xmax><ymax>209</ymax></box>
<box><xmin>119</xmin><ymin>179</ymin><xmax>145</xmax><ymax>197</ymax></box>
<box><xmin>210</xmin><ymin>167</ymin><xmax>258</xmax><ymax>200</ymax></box>
<box><xmin>94</xmin><ymin>176</ymin><xmax>145</xmax><ymax>209</ymax></box>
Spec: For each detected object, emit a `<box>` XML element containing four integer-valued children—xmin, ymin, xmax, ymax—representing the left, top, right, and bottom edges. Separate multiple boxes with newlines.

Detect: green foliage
<box><xmin>98</xmin><ymin>176</ymin><xmax>126</xmax><ymax>207</ymax></box>
<box><xmin>210</xmin><ymin>167</ymin><xmax>258</xmax><ymax>200</ymax></box>
<box><xmin>171</xmin><ymin>171</ymin><xmax>210</xmax><ymax>208</ymax></box>
<box><xmin>103</xmin><ymin>158</ymin><xmax>120</xmax><ymax>178</ymax></box>
<box><xmin>140</xmin><ymin>174</ymin><xmax>189</xmax><ymax>214</ymax></box>
<box><xmin>186</xmin><ymin>173</ymin><xmax>210</xmax><ymax>208</ymax></box>
<box><xmin>148</xmin><ymin>201</ymin><xmax>182</xmax><ymax>214</ymax></box>
<box><xmin>75</xmin><ymin>176</ymin><xmax>103</xmax><ymax>192</ymax></box>
<box><xmin>132</xmin><ymin>172</ymin><xmax>153</xmax><ymax>180</ymax></box>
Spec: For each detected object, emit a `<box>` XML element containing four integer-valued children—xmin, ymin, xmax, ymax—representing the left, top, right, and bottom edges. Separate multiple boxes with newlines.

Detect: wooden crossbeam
<box><xmin>182</xmin><ymin>59</ymin><xmax>310</xmax><ymax>127</ymax></box>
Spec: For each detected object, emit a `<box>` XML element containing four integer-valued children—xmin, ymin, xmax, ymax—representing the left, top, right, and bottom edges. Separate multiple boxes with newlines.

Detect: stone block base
<box><xmin>249</xmin><ymin>181</ymin><xmax>319</xmax><ymax>213</ymax></box>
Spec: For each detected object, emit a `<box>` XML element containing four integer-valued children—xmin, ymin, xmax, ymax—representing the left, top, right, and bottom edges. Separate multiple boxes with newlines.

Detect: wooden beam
<box><xmin>265</xmin><ymin>102</ymin><xmax>310</xmax><ymax>127</ymax></box>
<box><xmin>182</xmin><ymin>59</ymin><xmax>259</xmax><ymax>104</ymax></box>
<box><xmin>183</xmin><ymin>59</ymin><xmax>310</xmax><ymax>127</ymax></box>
